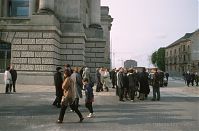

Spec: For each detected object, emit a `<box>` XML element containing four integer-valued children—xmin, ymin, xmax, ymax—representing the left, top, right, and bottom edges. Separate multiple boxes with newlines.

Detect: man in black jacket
<box><xmin>10</xmin><ymin>65</ymin><xmax>17</xmax><ymax>92</ymax></box>
<box><xmin>139</xmin><ymin>68</ymin><xmax>150</xmax><ymax>100</ymax></box>
<box><xmin>53</xmin><ymin>67</ymin><xmax>63</xmax><ymax>108</ymax></box>
<box><xmin>151</xmin><ymin>69</ymin><xmax>160</xmax><ymax>101</ymax></box>
<box><xmin>117</xmin><ymin>68</ymin><xmax>125</xmax><ymax>101</ymax></box>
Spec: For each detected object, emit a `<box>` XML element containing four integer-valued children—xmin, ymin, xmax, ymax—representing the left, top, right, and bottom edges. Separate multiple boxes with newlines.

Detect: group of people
<box><xmin>53</xmin><ymin>65</ymin><xmax>95</xmax><ymax>123</ymax></box>
<box><xmin>95</xmin><ymin>67</ymin><xmax>165</xmax><ymax>102</ymax></box>
<box><xmin>4</xmin><ymin>65</ymin><xmax>17</xmax><ymax>93</ymax></box>
<box><xmin>95</xmin><ymin>67</ymin><xmax>113</xmax><ymax>92</ymax></box>
<box><xmin>183</xmin><ymin>71</ymin><xmax>199</xmax><ymax>87</ymax></box>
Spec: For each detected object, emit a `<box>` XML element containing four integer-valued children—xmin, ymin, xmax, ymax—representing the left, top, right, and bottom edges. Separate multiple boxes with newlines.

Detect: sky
<box><xmin>101</xmin><ymin>0</ymin><xmax>199</xmax><ymax>68</ymax></box>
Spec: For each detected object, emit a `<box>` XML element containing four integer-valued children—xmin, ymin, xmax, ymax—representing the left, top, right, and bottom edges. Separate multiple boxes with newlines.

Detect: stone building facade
<box><xmin>165</xmin><ymin>29</ymin><xmax>199</xmax><ymax>77</ymax></box>
<box><xmin>0</xmin><ymin>0</ymin><xmax>113</xmax><ymax>85</ymax></box>
<box><xmin>124</xmin><ymin>60</ymin><xmax>137</xmax><ymax>68</ymax></box>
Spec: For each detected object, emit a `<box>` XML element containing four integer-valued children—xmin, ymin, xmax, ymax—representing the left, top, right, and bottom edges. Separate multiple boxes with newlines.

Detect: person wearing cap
<box><xmin>53</xmin><ymin>67</ymin><xmax>63</xmax><ymax>108</ymax></box>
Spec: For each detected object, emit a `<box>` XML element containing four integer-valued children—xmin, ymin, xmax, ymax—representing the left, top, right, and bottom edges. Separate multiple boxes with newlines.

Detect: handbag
<box><xmin>61</xmin><ymin>96</ymin><xmax>74</xmax><ymax>106</ymax></box>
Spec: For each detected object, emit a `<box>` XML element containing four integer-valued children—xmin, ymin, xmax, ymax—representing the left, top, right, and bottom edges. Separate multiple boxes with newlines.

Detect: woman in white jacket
<box><xmin>4</xmin><ymin>66</ymin><xmax>12</xmax><ymax>93</ymax></box>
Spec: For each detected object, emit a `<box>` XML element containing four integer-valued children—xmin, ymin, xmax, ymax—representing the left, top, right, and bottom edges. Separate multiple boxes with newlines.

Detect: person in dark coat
<box><xmin>159</xmin><ymin>71</ymin><xmax>164</xmax><ymax>87</ymax></box>
<box><xmin>151</xmin><ymin>69</ymin><xmax>160</xmax><ymax>101</ymax></box>
<box><xmin>186</xmin><ymin>71</ymin><xmax>191</xmax><ymax>87</ymax></box>
<box><xmin>110</xmin><ymin>68</ymin><xmax>116</xmax><ymax>88</ymax></box>
<box><xmin>138</xmin><ymin>68</ymin><xmax>150</xmax><ymax>100</ymax></box>
<box><xmin>83</xmin><ymin>78</ymin><xmax>95</xmax><ymax>118</ymax></box>
<box><xmin>190</xmin><ymin>73</ymin><xmax>195</xmax><ymax>86</ymax></box>
<box><xmin>165</xmin><ymin>72</ymin><xmax>169</xmax><ymax>82</ymax></box>
<box><xmin>127</xmin><ymin>69</ymin><xmax>137</xmax><ymax>101</ymax></box>
<box><xmin>123</xmin><ymin>69</ymin><xmax>129</xmax><ymax>100</ymax></box>
<box><xmin>10</xmin><ymin>65</ymin><xmax>17</xmax><ymax>92</ymax></box>
<box><xmin>195</xmin><ymin>73</ymin><xmax>199</xmax><ymax>86</ymax></box>
<box><xmin>117</xmin><ymin>68</ymin><xmax>125</xmax><ymax>101</ymax></box>
<box><xmin>95</xmin><ymin>68</ymin><xmax>103</xmax><ymax>92</ymax></box>
<box><xmin>53</xmin><ymin>67</ymin><xmax>63</xmax><ymax>108</ymax></box>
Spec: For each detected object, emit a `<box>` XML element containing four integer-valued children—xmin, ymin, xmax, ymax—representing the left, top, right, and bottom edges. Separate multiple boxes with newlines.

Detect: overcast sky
<box><xmin>101</xmin><ymin>0</ymin><xmax>199</xmax><ymax>68</ymax></box>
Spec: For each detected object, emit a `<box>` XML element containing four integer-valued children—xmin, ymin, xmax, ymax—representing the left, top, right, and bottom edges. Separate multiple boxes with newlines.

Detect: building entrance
<box><xmin>0</xmin><ymin>41</ymin><xmax>11</xmax><ymax>73</ymax></box>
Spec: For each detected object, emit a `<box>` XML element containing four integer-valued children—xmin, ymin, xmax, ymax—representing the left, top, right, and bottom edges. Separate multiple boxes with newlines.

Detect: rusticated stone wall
<box><xmin>1</xmin><ymin>31</ymin><xmax>60</xmax><ymax>72</ymax></box>
<box><xmin>60</xmin><ymin>36</ymin><xmax>85</xmax><ymax>67</ymax></box>
<box><xmin>85</xmin><ymin>39</ymin><xmax>105</xmax><ymax>77</ymax></box>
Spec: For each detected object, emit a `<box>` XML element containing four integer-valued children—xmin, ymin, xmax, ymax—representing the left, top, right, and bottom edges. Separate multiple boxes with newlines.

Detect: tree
<box><xmin>151</xmin><ymin>51</ymin><xmax>157</xmax><ymax>66</ymax></box>
<box><xmin>151</xmin><ymin>48</ymin><xmax>165</xmax><ymax>71</ymax></box>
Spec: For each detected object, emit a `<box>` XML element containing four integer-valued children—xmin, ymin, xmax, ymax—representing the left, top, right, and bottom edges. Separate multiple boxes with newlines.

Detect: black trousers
<box><xmin>96</xmin><ymin>82</ymin><xmax>103</xmax><ymax>92</ymax></box>
<box><xmin>5</xmin><ymin>84</ymin><xmax>12</xmax><ymax>93</ymax></box>
<box><xmin>112</xmin><ymin>79</ymin><xmax>116</xmax><ymax>88</ymax></box>
<box><xmin>53</xmin><ymin>95</ymin><xmax>62</xmax><ymax>106</ymax></box>
<box><xmin>85</xmin><ymin>102</ymin><xmax>93</xmax><ymax>113</ymax></box>
<box><xmin>118</xmin><ymin>88</ymin><xmax>124</xmax><ymax>101</ymax></box>
<box><xmin>58</xmin><ymin>99</ymin><xmax>83</xmax><ymax>121</ymax></box>
<box><xmin>11</xmin><ymin>81</ymin><xmax>16</xmax><ymax>92</ymax></box>
<box><xmin>129</xmin><ymin>88</ymin><xmax>136</xmax><ymax>100</ymax></box>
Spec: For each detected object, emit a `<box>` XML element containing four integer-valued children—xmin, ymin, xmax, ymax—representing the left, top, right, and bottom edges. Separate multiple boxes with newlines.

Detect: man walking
<box><xmin>53</xmin><ymin>67</ymin><xmax>63</xmax><ymax>108</ymax></box>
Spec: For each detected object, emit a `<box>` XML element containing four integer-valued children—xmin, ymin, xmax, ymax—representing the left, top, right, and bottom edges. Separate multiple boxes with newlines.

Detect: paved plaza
<box><xmin>0</xmin><ymin>80</ymin><xmax>199</xmax><ymax>131</ymax></box>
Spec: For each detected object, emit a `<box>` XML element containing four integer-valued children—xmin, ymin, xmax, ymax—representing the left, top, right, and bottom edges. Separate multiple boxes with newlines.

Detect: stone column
<box><xmin>3</xmin><ymin>0</ymin><xmax>8</xmax><ymax>17</ymax></box>
<box><xmin>38</xmin><ymin>0</ymin><xmax>54</xmax><ymax>12</ymax></box>
<box><xmin>0</xmin><ymin>0</ymin><xmax>2</xmax><ymax>17</ymax></box>
<box><xmin>90</xmin><ymin>0</ymin><xmax>101</xmax><ymax>28</ymax></box>
<box><xmin>29</xmin><ymin>0</ymin><xmax>36</xmax><ymax>16</ymax></box>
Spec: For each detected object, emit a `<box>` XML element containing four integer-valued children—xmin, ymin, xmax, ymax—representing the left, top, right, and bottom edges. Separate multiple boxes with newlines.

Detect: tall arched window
<box><xmin>0</xmin><ymin>41</ymin><xmax>11</xmax><ymax>72</ymax></box>
<box><xmin>9</xmin><ymin>0</ymin><xmax>29</xmax><ymax>17</ymax></box>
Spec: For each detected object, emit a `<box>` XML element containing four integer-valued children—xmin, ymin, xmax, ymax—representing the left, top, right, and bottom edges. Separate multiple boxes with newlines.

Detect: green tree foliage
<box><xmin>151</xmin><ymin>48</ymin><xmax>165</xmax><ymax>71</ymax></box>
<box><xmin>151</xmin><ymin>51</ymin><xmax>157</xmax><ymax>65</ymax></box>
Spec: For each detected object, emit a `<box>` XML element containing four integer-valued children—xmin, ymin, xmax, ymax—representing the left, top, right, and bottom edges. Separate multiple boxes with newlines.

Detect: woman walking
<box><xmin>57</xmin><ymin>69</ymin><xmax>84</xmax><ymax>123</ymax></box>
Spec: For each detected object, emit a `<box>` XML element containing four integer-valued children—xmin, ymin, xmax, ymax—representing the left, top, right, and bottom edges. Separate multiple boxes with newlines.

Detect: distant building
<box><xmin>165</xmin><ymin>29</ymin><xmax>199</xmax><ymax>77</ymax></box>
<box><xmin>124</xmin><ymin>60</ymin><xmax>137</xmax><ymax>68</ymax></box>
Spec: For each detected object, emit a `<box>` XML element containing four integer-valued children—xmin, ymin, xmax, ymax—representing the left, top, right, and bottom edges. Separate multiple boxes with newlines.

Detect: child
<box><xmin>83</xmin><ymin>78</ymin><xmax>95</xmax><ymax>118</ymax></box>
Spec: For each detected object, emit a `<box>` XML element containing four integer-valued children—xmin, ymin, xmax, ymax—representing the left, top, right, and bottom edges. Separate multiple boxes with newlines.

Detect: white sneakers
<box><xmin>87</xmin><ymin>113</ymin><xmax>95</xmax><ymax>118</ymax></box>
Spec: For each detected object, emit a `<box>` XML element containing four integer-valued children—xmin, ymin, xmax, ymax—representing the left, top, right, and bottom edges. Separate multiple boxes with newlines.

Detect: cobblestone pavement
<box><xmin>0</xmin><ymin>80</ymin><xmax>198</xmax><ymax>131</ymax></box>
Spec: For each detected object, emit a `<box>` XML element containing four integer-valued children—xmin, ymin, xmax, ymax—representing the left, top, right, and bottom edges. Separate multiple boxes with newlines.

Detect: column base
<box><xmin>89</xmin><ymin>24</ymin><xmax>102</xmax><ymax>29</ymax></box>
<box><xmin>37</xmin><ymin>9</ymin><xmax>54</xmax><ymax>15</ymax></box>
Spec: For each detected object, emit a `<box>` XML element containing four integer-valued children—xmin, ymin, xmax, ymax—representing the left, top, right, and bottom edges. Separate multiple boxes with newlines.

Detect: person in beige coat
<box><xmin>57</xmin><ymin>68</ymin><xmax>84</xmax><ymax>123</ymax></box>
<box><xmin>4</xmin><ymin>66</ymin><xmax>12</xmax><ymax>93</ymax></box>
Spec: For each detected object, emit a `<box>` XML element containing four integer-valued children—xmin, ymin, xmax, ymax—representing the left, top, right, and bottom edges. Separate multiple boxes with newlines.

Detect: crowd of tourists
<box><xmin>182</xmin><ymin>71</ymin><xmax>199</xmax><ymax>87</ymax></box>
<box><xmin>96</xmin><ymin>67</ymin><xmax>167</xmax><ymax>102</ymax></box>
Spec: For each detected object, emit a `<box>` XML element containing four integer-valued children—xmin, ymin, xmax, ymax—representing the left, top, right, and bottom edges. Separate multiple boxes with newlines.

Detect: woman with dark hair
<box><xmin>57</xmin><ymin>69</ymin><xmax>84</xmax><ymax>123</ymax></box>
